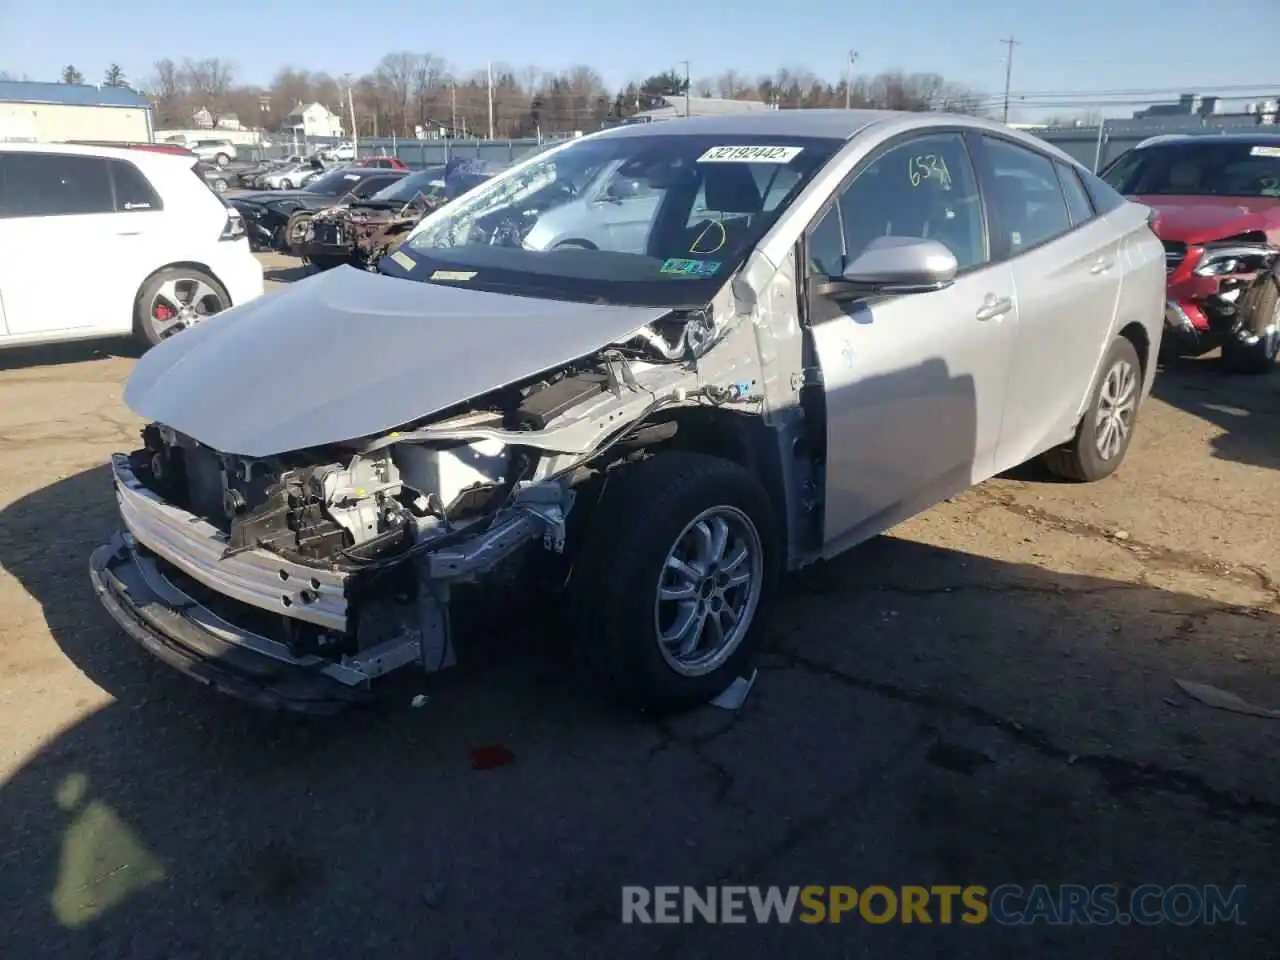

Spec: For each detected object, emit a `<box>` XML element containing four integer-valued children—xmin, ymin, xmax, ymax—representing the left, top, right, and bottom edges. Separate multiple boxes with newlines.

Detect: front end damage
<box><xmin>90</xmin><ymin>288</ymin><xmax>777</xmax><ymax>712</ymax></box>
<box><xmin>1163</xmin><ymin>234</ymin><xmax>1280</xmax><ymax>359</ymax></box>
<box><xmin>297</xmin><ymin>199</ymin><xmax>443</xmax><ymax>271</ymax></box>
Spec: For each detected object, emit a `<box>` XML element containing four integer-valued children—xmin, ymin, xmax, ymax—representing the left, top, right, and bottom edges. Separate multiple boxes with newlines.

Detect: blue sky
<box><xmin>2</xmin><ymin>0</ymin><xmax>1277</xmax><ymax>120</ymax></box>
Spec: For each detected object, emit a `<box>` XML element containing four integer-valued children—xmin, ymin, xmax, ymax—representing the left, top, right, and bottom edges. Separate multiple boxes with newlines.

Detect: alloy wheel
<box><xmin>653</xmin><ymin>506</ymin><xmax>764</xmax><ymax>677</ymax></box>
<box><xmin>147</xmin><ymin>277</ymin><xmax>226</xmax><ymax>341</ymax></box>
<box><xmin>1094</xmin><ymin>358</ymin><xmax>1137</xmax><ymax>461</ymax></box>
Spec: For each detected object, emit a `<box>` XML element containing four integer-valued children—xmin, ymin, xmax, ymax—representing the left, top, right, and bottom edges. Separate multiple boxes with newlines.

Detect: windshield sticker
<box><xmin>697</xmin><ymin>145</ymin><xmax>804</xmax><ymax>164</ymax></box>
<box><xmin>389</xmin><ymin>249</ymin><xmax>415</xmax><ymax>271</ymax></box>
<box><xmin>430</xmin><ymin>269</ymin><xmax>477</xmax><ymax>281</ymax></box>
<box><xmin>908</xmin><ymin>154</ymin><xmax>952</xmax><ymax>188</ymax></box>
<box><xmin>1250</xmin><ymin>146</ymin><xmax>1280</xmax><ymax>158</ymax></box>
<box><xmin>660</xmin><ymin>258</ymin><xmax>722</xmax><ymax>277</ymax></box>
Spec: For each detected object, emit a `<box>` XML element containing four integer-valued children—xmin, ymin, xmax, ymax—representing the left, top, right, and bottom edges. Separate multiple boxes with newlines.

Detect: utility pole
<box><xmin>678</xmin><ymin>60</ymin><xmax>690</xmax><ymax>118</ymax></box>
<box><xmin>486</xmin><ymin>61</ymin><xmax>495</xmax><ymax>140</ymax></box>
<box><xmin>347</xmin><ymin>87</ymin><xmax>358</xmax><ymax>155</ymax></box>
<box><xmin>450</xmin><ymin>81</ymin><xmax>457</xmax><ymax>138</ymax></box>
<box><xmin>844</xmin><ymin>50</ymin><xmax>858</xmax><ymax>109</ymax></box>
<box><xmin>1000</xmin><ymin>36</ymin><xmax>1019</xmax><ymax>124</ymax></box>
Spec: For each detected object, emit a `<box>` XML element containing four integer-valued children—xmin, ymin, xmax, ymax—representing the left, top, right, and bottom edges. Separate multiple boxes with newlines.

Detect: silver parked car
<box><xmin>90</xmin><ymin>110</ymin><xmax>1165</xmax><ymax>715</ymax></box>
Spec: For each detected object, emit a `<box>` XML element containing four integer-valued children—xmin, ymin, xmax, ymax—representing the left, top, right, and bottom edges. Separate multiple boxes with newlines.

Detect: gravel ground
<box><xmin>1</xmin><ymin>253</ymin><xmax>1278</xmax><ymax>959</ymax></box>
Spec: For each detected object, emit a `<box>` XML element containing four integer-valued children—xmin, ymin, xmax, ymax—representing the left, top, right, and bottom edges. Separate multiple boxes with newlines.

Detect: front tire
<box><xmin>280</xmin><ymin>178</ymin><xmax>293</xmax><ymax>190</ymax></box>
<box><xmin>1042</xmin><ymin>335</ymin><xmax>1143</xmax><ymax>482</ymax></box>
<box><xmin>567</xmin><ymin>452</ymin><xmax>780</xmax><ymax>714</ymax></box>
<box><xmin>284</xmin><ymin>211</ymin><xmax>313</xmax><ymax>254</ymax></box>
<box><xmin>1222</xmin><ymin>273</ymin><xmax>1280</xmax><ymax>374</ymax></box>
<box><xmin>215</xmin><ymin>152</ymin><xmax>231</xmax><ymax>167</ymax></box>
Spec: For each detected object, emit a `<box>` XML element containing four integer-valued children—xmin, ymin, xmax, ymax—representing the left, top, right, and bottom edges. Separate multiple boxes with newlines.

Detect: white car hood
<box><xmin>124</xmin><ymin>265</ymin><xmax>667</xmax><ymax>456</ymax></box>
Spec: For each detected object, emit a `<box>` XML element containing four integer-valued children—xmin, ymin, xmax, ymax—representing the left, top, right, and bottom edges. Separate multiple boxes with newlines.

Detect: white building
<box><xmin>285</xmin><ymin>102</ymin><xmax>343</xmax><ymax>139</ymax></box>
<box><xmin>0</xmin><ymin>79</ymin><xmax>153</xmax><ymax>143</ymax></box>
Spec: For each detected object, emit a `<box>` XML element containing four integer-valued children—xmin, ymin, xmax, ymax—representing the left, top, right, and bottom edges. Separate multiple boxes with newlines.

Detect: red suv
<box><xmin>1100</xmin><ymin>133</ymin><xmax>1280</xmax><ymax>373</ymax></box>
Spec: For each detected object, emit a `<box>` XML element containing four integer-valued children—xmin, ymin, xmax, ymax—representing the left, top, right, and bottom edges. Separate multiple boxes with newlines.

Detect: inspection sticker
<box><xmin>660</xmin><ymin>258</ymin><xmax>722</xmax><ymax>277</ymax></box>
<box><xmin>1250</xmin><ymin>145</ymin><xmax>1280</xmax><ymax>158</ymax></box>
<box><xmin>430</xmin><ymin>269</ymin><xmax>477</xmax><ymax>281</ymax></box>
<box><xmin>697</xmin><ymin>145</ymin><xmax>804</xmax><ymax>163</ymax></box>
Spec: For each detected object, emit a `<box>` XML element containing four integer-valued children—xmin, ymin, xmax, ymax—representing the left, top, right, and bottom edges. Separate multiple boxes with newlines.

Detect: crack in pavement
<box><xmin>573</xmin><ymin>720</ymin><xmax>934</xmax><ymax>946</ymax></box>
<box><xmin>774</xmin><ymin>650</ymin><xmax>1280</xmax><ymax>824</ymax></box>
<box><xmin>973</xmin><ymin>488</ymin><xmax>1280</xmax><ymax>603</ymax></box>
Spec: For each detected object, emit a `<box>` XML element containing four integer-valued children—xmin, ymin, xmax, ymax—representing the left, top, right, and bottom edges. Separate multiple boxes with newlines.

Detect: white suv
<box><xmin>0</xmin><ymin>142</ymin><xmax>265</xmax><ymax>349</ymax></box>
<box><xmin>189</xmin><ymin>139</ymin><xmax>237</xmax><ymax>167</ymax></box>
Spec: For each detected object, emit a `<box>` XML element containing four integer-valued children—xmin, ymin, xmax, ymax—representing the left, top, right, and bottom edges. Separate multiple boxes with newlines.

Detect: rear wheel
<box><xmin>280</xmin><ymin>178</ymin><xmax>294</xmax><ymax>190</ymax></box>
<box><xmin>567</xmin><ymin>452</ymin><xmax>780</xmax><ymax>713</ymax></box>
<box><xmin>133</xmin><ymin>267</ymin><xmax>230</xmax><ymax>348</ymax></box>
<box><xmin>214</xmin><ymin>152</ymin><xmax>231</xmax><ymax>167</ymax></box>
<box><xmin>1042</xmin><ymin>335</ymin><xmax>1143</xmax><ymax>482</ymax></box>
<box><xmin>1222</xmin><ymin>273</ymin><xmax>1280</xmax><ymax>374</ymax></box>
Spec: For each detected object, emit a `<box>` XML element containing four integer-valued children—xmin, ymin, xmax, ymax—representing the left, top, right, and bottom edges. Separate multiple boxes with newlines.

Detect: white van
<box><xmin>0</xmin><ymin>142</ymin><xmax>264</xmax><ymax>350</ymax></box>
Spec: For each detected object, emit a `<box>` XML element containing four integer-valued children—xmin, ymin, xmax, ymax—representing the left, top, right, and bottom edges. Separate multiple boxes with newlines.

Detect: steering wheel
<box><xmin>488</xmin><ymin>217</ymin><xmax>525</xmax><ymax>247</ymax></box>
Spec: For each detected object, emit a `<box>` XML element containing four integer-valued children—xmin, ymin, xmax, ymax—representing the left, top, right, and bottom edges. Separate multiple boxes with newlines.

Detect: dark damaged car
<box><xmin>1101</xmin><ymin>132</ymin><xmax>1280</xmax><ymax>373</ymax></box>
<box><xmin>228</xmin><ymin>166</ymin><xmax>408</xmax><ymax>252</ymax></box>
<box><xmin>294</xmin><ymin>162</ymin><xmax>503</xmax><ymax>271</ymax></box>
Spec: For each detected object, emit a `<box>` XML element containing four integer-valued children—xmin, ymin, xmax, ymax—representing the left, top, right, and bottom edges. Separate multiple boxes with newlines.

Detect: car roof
<box><xmin>0</xmin><ymin>140</ymin><xmax>197</xmax><ymax>172</ymax></box>
<box><xmin>328</xmin><ymin>166</ymin><xmax>408</xmax><ymax>177</ymax></box>
<box><xmin>594</xmin><ymin>108</ymin><xmax>895</xmax><ymax>142</ymax></box>
<box><xmin>1134</xmin><ymin>131</ymin><xmax>1280</xmax><ymax>149</ymax></box>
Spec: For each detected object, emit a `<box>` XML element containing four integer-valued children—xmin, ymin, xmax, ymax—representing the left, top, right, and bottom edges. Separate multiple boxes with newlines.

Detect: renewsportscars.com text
<box><xmin>621</xmin><ymin>884</ymin><xmax>1248</xmax><ymax>926</ymax></box>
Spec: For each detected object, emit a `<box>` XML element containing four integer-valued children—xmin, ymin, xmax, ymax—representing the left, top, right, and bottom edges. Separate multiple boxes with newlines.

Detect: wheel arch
<box><xmin>607</xmin><ymin>405</ymin><xmax>791</xmax><ymax>556</ymax></box>
<box><xmin>132</xmin><ymin>261</ymin><xmax>230</xmax><ymax>312</ymax></box>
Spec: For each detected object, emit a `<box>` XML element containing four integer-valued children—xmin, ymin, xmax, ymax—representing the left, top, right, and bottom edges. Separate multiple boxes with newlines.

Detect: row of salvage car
<box><xmin>228</xmin><ymin>159</ymin><xmax>504</xmax><ymax>271</ymax></box>
<box><xmin>85</xmin><ymin>114</ymin><xmax>1280</xmax><ymax>720</ymax></box>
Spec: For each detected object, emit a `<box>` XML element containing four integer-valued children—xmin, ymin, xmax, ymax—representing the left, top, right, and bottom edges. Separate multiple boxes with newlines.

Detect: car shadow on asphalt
<box><xmin>0</xmin><ymin>338</ymin><xmax>142</xmax><ymax>371</ymax></box>
<box><xmin>2</xmin><ymin>466</ymin><xmax>1278</xmax><ymax>957</ymax></box>
<box><xmin>264</xmin><ymin>264</ymin><xmax>316</xmax><ymax>284</ymax></box>
<box><xmin>1152</xmin><ymin>356</ymin><xmax>1280</xmax><ymax>471</ymax></box>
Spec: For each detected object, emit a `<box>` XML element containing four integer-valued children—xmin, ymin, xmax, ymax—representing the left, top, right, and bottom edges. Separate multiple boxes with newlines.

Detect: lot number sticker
<box><xmin>1250</xmin><ymin>146</ymin><xmax>1280</xmax><ymax>158</ymax></box>
<box><xmin>697</xmin><ymin>145</ymin><xmax>804</xmax><ymax>163</ymax></box>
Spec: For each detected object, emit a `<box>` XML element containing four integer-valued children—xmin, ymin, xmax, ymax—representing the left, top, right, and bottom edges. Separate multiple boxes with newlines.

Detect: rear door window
<box><xmin>0</xmin><ymin>152</ymin><xmax>114</xmax><ymax>217</ymax></box>
<box><xmin>109</xmin><ymin>158</ymin><xmax>163</xmax><ymax>212</ymax></box>
<box><xmin>980</xmin><ymin>137</ymin><xmax>1074</xmax><ymax>253</ymax></box>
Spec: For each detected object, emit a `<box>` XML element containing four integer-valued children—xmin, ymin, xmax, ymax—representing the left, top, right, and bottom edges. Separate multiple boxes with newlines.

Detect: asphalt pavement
<box><xmin>0</xmin><ymin>255</ymin><xmax>1277</xmax><ymax>958</ymax></box>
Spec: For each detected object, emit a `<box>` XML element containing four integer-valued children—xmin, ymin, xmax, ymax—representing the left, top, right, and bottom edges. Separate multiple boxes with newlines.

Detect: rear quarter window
<box><xmin>109</xmin><ymin>158</ymin><xmax>164</xmax><ymax>212</ymax></box>
<box><xmin>1078</xmin><ymin>168</ymin><xmax>1128</xmax><ymax>215</ymax></box>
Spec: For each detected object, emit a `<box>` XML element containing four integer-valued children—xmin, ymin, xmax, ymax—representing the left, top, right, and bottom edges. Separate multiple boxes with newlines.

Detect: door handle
<box><xmin>116</xmin><ymin>231</ymin><xmax>141</xmax><ymax>237</ymax></box>
<box><xmin>1089</xmin><ymin>256</ymin><xmax>1115</xmax><ymax>275</ymax></box>
<box><xmin>975</xmin><ymin>294</ymin><xmax>1013</xmax><ymax>322</ymax></box>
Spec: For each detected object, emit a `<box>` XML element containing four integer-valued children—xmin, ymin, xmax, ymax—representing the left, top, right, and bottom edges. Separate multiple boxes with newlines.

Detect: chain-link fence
<box><xmin>232</xmin><ymin>115</ymin><xmax>1275</xmax><ymax>173</ymax></box>
<box><xmin>234</xmin><ymin>135</ymin><xmax>572</xmax><ymax>168</ymax></box>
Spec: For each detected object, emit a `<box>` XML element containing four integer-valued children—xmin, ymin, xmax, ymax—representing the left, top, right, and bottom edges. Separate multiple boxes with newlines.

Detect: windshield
<box><xmin>306</xmin><ymin>169</ymin><xmax>368</xmax><ymax>196</ymax></box>
<box><xmin>1102</xmin><ymin>141</ymin><xmax>1280</xmax><ymax>198</ymax></box>
<box><xmin>398</xmin><ymin>133</ymin><xmax>840</xmax><ymax>307</ymax></box>
<box><xmin>370</xmin><ymin>167</ymin><xmax>448</xmax><ymax>204</ymax></box>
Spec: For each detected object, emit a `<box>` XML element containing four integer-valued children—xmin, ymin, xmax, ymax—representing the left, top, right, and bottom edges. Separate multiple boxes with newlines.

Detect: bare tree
<box><xmin>375</xmin><ymin>52</ymin><xmax>421</xmax><ymax>136</ymax></box>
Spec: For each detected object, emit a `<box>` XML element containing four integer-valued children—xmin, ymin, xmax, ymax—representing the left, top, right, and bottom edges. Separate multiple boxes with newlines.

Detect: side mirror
<box><xmin>818</xmin><ymin>236</ymin><xmax>958</xmax><ymax>301</ymax></box>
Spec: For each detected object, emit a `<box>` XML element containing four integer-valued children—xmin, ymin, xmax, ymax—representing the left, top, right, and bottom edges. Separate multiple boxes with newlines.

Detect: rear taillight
<box><xmin>1146</xmin><ymin>207</ymin><xmax>1160</xmax><ymax>232</ymax></box>
<box><xmin>220</xmin><ymin>210</ymin><xmax>246</xmax><ymax>241</ymax></box>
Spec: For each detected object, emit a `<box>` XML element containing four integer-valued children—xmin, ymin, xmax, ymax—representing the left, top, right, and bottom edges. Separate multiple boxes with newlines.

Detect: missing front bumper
<box><xmin>90</xmin><ymin>534</ymin><xmax>373</xmax><ymax>714</ymax></box>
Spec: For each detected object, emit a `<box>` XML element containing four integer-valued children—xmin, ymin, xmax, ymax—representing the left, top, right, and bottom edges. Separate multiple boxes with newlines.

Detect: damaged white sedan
<box><xmin>90</xmin><ymin>110</ymin><xmax>1166</xmax><ymax>714</ymax></box>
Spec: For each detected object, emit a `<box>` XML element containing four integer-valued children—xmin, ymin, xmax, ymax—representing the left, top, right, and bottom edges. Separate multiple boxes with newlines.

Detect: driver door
<box><xmin>804</xmin><ymin>131</ymin><xmax>1020</xmax><ymax>551</ymax></box>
